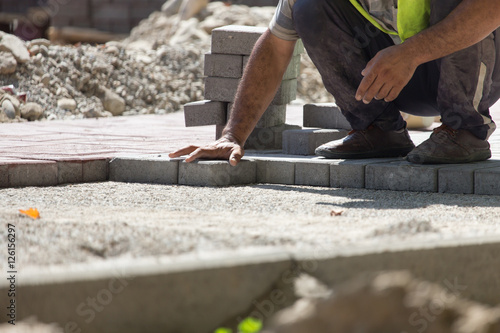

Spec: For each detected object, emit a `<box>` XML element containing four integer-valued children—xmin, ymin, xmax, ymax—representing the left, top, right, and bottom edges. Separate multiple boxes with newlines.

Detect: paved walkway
<box><xmin>1</xmin><ymin>103</ymin><xmax>500</xmax><ymax>193</ymax></box>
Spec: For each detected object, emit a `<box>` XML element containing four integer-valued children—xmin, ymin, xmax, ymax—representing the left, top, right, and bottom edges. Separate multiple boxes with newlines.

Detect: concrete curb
<box><xmin>106</xmin><ymin>153</ymin><xmax>500</xmax><ymax>195</ymax></box>
<box><xmin>3</xmin><ymin>153</ymin><xmax>500</xmax><ymax>195</ymax></box>
<box><xmin>3</xmin><ymin>237</ymin><xmax>500</xmax><ymax>332</ymax></box>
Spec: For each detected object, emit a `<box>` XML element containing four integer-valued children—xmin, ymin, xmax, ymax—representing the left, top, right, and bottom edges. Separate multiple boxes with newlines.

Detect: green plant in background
<box><xmin>214</xmin><ymin>317</ymin><xmax>263</xmax><ymax>333</ymax></box>
<box><xmin>214</xmin><ymin>328</ymin><xmax>232</xmax><ymax>333</ymax></box>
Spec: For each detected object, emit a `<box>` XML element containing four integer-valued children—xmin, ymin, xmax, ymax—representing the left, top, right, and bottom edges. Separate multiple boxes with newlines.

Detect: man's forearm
<box><xmin>404</xmin><ymin>0</ymin><xmax>500</xmax><ymax>67</ymax></box>
<box><xmin>222</xmin><ymin>30</ymin><xmax>296</xmax><ymax>146</ymax></box>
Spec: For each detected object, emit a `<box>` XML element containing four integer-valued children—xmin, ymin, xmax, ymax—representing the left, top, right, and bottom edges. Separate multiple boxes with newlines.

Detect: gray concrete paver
<box><xmin>0</xmin><ymin>103</ymin><xmax>498</xmax><ymax>193</ymax></box>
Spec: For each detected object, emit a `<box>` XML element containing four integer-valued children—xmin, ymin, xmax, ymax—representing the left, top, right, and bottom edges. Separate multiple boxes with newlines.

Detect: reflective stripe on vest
<box><xmin>348</xmin><ymin>0</ymin><xmax>430</xmax><ymax>42</ymax></box>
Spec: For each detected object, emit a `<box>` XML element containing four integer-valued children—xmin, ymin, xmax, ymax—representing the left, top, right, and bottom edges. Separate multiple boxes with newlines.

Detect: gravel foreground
<box><xmin>1</xmin><ymin>182</ymin><xmax>500</xmax><ymax>268</ymax></box>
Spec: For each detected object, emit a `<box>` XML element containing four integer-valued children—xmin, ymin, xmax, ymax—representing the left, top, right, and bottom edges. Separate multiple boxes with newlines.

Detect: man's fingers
<box><xmin>185</xmin><ymin>147</ymin><xmax>211</xmax><ymax>163</ymax></box>
<box><xmin>229</xmin><ymin>146</ymin><xmax>244</xmax><ymax>166</ymax></box>
<box><xmin>384</xmin><ymin>87</ymin><xmax>401</xmax><ymax>102</ymax></box>
<box><xmin>360</xmin><ymin>76</ymin><xmax>385</xmax><ymax>104</ymax></box>
<box><xmin>168</xmin><ymin>145</ymin><xmax>199</xmax><ymax>158</ymax></box>
<box><xmin>375</xmin><ymin>83</ymin><xmax>391</xmax><ymax>101</ymax></box>
<box><xmin>356</xmin><ymin>71</ymin><xmax>377</xmax><ymax>102</ymax></box>
<box><xmin>171</xmin><ymin>141</ymin><xmax>244</xmax><ymax>164</ymax></box>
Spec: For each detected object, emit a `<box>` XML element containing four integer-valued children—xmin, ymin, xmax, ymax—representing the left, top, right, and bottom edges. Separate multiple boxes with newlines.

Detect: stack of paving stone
<box><xmin>282</xmin><ymin>103</ymin><xmax>351</xmax><ymax>155</ymax></box>
<box><xmin>183</xmin><ymin>25</ymin><xmax>304</xmax><ymax>150</ymax></box>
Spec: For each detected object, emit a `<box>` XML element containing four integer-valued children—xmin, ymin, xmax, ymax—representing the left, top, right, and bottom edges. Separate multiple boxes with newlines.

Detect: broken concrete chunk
<box><xmin>0</xmin><ymin>33</ymin><xmax>30</xmax><ymax>63</ymax></box>
<box><xmin>0</xmin><ymin>52</ymin><xmax>17</xmax><ymax>74</ymax></box>
<box><xmin>20</xmin><ymin>102</ymin><xmax>44</xmax><ymax>121</ymax></box>
<box><xmin>57</xmin><ymin>98</ymin><xmax>77</xmax><ymax>111</ymax></box>
<box><xmin>99</xmin><ymin>87</ymin><xmax>125</xmax><ymax>116</ymax></box>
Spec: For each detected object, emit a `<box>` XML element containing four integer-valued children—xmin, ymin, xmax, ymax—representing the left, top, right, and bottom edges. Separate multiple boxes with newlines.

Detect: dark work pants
<box><xmin>292</xmin><ymin>0</ymin><xmax>500</xmax><ymax>140</ymax></box>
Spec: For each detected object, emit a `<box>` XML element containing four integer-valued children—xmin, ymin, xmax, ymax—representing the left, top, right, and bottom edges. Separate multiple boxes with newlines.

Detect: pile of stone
<box><xmin>124</xmin><ymin>2</ymin><xmax>276</xmax><ymax>49</ymax></box>
<box><xmin>184</xmin><ymin>25</ymin><xmax>303</xmax><ymax>149</ymax></box>
<box><xmin>265</xmin><ymin>271</ymin><xmax>500</xmax><ymax>333</ymax></box>
<box><xmin>0</xmin><ymin>32</ymin><xmax>203</xmax><ymax>122</ymax></box>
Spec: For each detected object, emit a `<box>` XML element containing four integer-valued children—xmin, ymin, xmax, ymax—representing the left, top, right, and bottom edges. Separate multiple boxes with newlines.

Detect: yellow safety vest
<box><xmin>349</xmin><ymin>0</ymin><xmax>430</xmax><ymax>42</ymax></box>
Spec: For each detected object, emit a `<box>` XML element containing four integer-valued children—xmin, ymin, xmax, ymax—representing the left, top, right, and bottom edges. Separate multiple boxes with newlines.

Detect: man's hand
<box><xmin>355</xmin><ymin>44</ymin><xmax>419</xmax><ymax>104</ymax></box>
<box><xmin>168</xmin><ymin>136</ymin><xmax>245</xmax><ymax>166</ymax></box>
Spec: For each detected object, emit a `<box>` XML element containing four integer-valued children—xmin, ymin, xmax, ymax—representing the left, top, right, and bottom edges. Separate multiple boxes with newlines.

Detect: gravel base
<box><xmin>1</xmin><ymin>182</ymin><xmax>500</xmax><ymax>268</ymax></box>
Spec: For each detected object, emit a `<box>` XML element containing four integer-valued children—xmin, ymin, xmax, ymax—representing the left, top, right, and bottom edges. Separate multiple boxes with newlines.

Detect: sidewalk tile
<box><xmin>256</xmin><ymin>160</ymin><xmax>295</xmax><ymax>185</ymax></box>
<box><xmin>83</xmin><ymin>159</ymin><xmax>109</xmax><ymax>182</ymax></box>
<box><xmin>438</xmin><ymin>160</ymin><xmax>500</xmax><ymax>194</ymax></box>
<box><xmin>58</xmin><ymin>161</ymin><xmax>83</xmax><ymax>184</ymax></box>
<box><xmin>0</xmin><ymin>164</ymin><xmax>8</xmax><ymax>187</ymax></box>
<box><xmin>365</xmin><ymin>161</ymin><xmax>443</xmax><ymax>192</ymax></box>
<box><xmin>330</xmin><ymin>158</ymin><xmax>403</xmax><ymax>189</ymax></box>
<box><xmin>109</xmin><ymin>155</ymin><xmax>179</xmax><ymax>185</ymax></box>
<box><xmin>178</xmin><ymin>160</ymin><xmax>256</xmax><ymax>186</ymax></box>
<box><xmin>474</xmin><ymin>166</ymin><xmax>500</xmax><ymax>195</ymax></box>
<box><xmin>295</xmin><ymin>160</ymin><xmax>330</xmax><ymax>187</ymax></box>
<box><xmin>7</xmin><ymin>161</ymin><xmax>58</xmax><ymax>187</ymax></box>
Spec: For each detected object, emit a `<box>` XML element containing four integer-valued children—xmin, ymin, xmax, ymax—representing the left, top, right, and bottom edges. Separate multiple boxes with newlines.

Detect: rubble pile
<box><xmin>266</xmin><ymin>271</ymin><xmax>500</xmax><ymax>333</ymax></box>
<box><xmin>0</xmin><ymin>32</ymin><xmax>203</xmax><ymax>122</ymax></box>
<box><xmin>0</xmin><ymin>2</ymin><xmax>332</xmax><ymax>123</ymax></box>
<box><xmin>124</xmin><ymin>2</ymin><xmax>276</xmax><ymax>47</ymax></box>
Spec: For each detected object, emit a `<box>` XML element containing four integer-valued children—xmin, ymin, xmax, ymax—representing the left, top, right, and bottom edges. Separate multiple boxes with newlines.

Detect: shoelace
<box><xmin>433</xmin><ymin>124</ymin><xmax>458</xmax><ymax>137</ymax></box>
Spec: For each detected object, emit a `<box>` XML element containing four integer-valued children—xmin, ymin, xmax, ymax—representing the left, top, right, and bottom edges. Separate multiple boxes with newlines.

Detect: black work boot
<box><xmin>315</xmin><ymin>125</ymin><xmax>415</xmax><ymax>159</ymax></box>
<box><xmin>406</xmin><ymin>124</ymin><xmax>491</xmax><ymax>164</ymax></box>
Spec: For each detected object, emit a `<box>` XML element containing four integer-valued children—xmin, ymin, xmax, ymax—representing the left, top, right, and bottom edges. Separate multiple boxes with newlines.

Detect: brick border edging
<box><xmin>107</xmin><ymin>154</ymin><xmax>500</xmax><ymax>195</ymax></box>
<box><xmin>3</xmin><ymin>153</ymin><xmax>500</xmax><ymax>194</ymax></box>
<box><xmin>0</xmin><ymin>158</ymin><xmax>109</xmax><ymax>188</ymax></box>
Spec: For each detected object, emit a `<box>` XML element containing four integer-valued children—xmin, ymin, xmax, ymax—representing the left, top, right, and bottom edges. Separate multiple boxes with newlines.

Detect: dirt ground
<box><xmin>1</xmin><ymin>182</ymin><xmax>499</xmax><ymax>268</ymax></box>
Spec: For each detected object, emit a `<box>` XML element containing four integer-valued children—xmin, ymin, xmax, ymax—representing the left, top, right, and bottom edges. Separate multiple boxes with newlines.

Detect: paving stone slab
<box><xmin>0</xmin><ymin>164</ymin><xmax>8</xmax><ymax>187</ymax></box>
<box><xmin>295</xmin><ymin>160</ymin><xmax>331</xmax><ymax>186</ymax></box>
<box><xmin>228</xmin><ymin>103</ymin><xmax>286</xmax><ymax>128</ymax></box>
<box><xmin>216</xmin><ymin>124</ymin><xmax>225</xmax><ymax>140</ymax></box>
<box><xmin>211</xmin><ymin>26</ymin><xmax>305</xmax><ymax>56</ymax></box>
<box><xmin>243</xmin><ymin>54</ymin><xmax>301</xmax><ymax>81</ymax></box>
<box><xmin>244</xmin><ymin>124</ymin><xmax>301</xmax><ymax>150</ymax></box>
<box><xmin>204</xmin><ymin>53</ymin><xmax>244</xmax><ymax>78</ymax></box>
<box><xmin>7</xmin><ymin>251</ymin><xmax>292</xmax><ymax>333</ymax></box>
<box><xmin>211</xmin><ymin>25</ymin><xmax>267</xmax><ymax>55</ymax></box>
<box><xmin>282</xmin><ymin>128</ymin><xmax>348</xmax><ymax>155</ymax></box>
<box><xmin>7</xmin><ymin>160</ymin><xmax>59</xmax><ymax>187</ymax></box>
<box><xmin>303</xmin><ymin>103</ymin><xmax>351</xmax><ymax>130</ymax></box>
<box><xmin>271</xmin><ymin>79</ymin><xmax>297</xmax><ymax>105</ymax></box>
<box><xmin>282</xmin><ymin>55</ymin><xmax>301</xmax><ymax>80</ymax></box>
<box><xmin>58</xmin><ymin>161</ymin><xmax>83</xmax><ymax>184</ymax></box>
<box><xmin>255</xmin><ymin>159</ymin><xmax>296</xmax><ymax>185</ymax></box>
<box><xmin>109</xmin><ymin>155</ymin><xmax>179</xmax><ymax>184</ymax></box>
<box><xmin>293</xmin><ymin>39</ymin><xmax>305</xmax><ymax>55</ymax></box>
<box><xmin>365</xmin><ymin>161</ymin><xmax>443</xmax><ymax>192</ymax></box>
<box><xmin>178</xmin><ymin>160</ymin><xmax>256</xmax><ymax>186</ymax></box>
<box><xmin>56</xmin><ymin>159</ymin><xmax>109</xmax><ymax>185</ymax></box>
<box><xmin>438</xmin><ymin>160</ymin><xmax>500</xmax><ymax>194</ymax></box>
<box><xmin>205</xmin><ymin>77</ymin><xmax>297</xmax><ymax>104</ymax></box>
<box><xmin>83</xmin><ymin>159</ymin><xmax>109</xmax><ymax>182</ymax></box>
<box><xmin>330</xmin><ymin>158</ymin><xmax>403</xmax><ymax>189</ymax></box>
<box><xmin>204</xmin><ymin>77</ymin><xmax>240</xmax><ymax>103</ymax></box>
<box><xmin>474</xmin><ymin>166</ymin><xmax>500</xmax><ymax>195</ymax></box>
<box><xmin>184</xmin><ymin>100</ymin><xmax>227</xmax><ymax>127</ymax></box>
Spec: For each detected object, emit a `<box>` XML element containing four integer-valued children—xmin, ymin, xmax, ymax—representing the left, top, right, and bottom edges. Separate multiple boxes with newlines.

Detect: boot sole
<box><xmin>315</xmin><ymin>145</ymin><xmax>415</xmax><ymax>159</ymax></box>
<box><xmin>407</xmin><ymin>149</ymin><xmax>492</xmax><ymax>164</ymax></box>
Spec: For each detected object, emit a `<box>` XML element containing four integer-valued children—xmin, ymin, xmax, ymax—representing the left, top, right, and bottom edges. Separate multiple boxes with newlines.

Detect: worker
<box><xmin>170</xmin><ymin>0</ymin><xmax>500</xmax><ymax>165</ymax></box>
